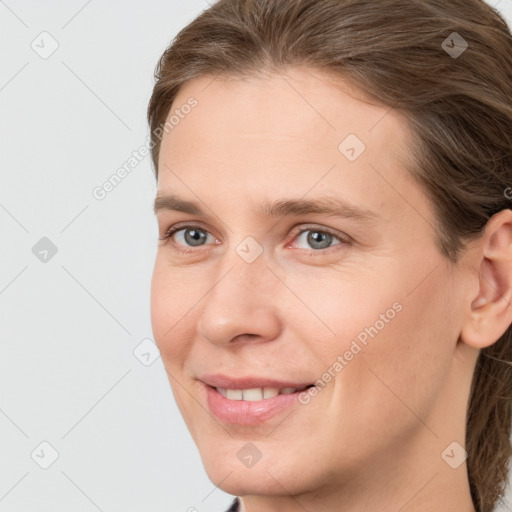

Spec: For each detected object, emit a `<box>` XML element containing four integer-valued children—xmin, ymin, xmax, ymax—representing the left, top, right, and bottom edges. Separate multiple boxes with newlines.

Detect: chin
<box><xmin>205</xmin><ymin>464</ymin><xmax>301</xmax><ymax>497</ymax></box>
<box><xmin>199</xmin><ymin>445</ymin><xmax>320</xmax><ymax>498</ymax></box>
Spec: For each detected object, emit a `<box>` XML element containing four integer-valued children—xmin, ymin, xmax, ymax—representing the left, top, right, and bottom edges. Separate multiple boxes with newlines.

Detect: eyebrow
<box><xmin>154</xmin><ymin>193</ymin><xmax>379</xmax><ymax>222</ymax></box>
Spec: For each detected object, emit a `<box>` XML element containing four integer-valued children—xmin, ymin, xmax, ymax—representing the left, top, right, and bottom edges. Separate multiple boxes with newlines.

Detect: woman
<box><xmin>147</xmin><ymin>1</ymin><xmax>512</xmax><ymax>510</ymax></box>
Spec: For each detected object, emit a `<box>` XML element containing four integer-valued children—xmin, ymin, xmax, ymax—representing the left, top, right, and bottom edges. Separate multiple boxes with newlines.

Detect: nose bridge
<box><xmin>196</xmin><ymin>244</ymin><xmax>281</xmax><ymax>345</ymax></box>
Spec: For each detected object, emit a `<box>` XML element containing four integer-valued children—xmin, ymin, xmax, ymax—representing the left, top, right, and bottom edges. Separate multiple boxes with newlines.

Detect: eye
<box><xmin>290</xmin><ymin>226</ymin><xmax>347</xmax><ymax>252</ymax></box>
<box><xmin>160</xmin><ymin>224</ymin><xmax>216</xmax><ymax>251</ymax></box>
<box><xmin>159</xmin><ymin>223</ymin><xmax>349</xmax><ymax>255</ymax></box>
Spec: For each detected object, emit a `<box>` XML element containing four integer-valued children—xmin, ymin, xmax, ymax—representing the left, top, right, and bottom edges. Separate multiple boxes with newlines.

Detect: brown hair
<box><xmin>147</xmin><ymin>1</ymin><xmax>512</xmax><ymax>510</ymax></box>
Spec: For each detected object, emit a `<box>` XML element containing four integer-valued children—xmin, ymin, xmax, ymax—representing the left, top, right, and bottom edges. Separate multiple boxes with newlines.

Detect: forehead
<box><xmin>164</xmin><ymin>67</ymin><xmax>407</xmax><ymax>154</ymax></box>
<box><xmin>157</xmin><ymin>67</ymin><xmax>429</xmax><ymax>226</ymax></box>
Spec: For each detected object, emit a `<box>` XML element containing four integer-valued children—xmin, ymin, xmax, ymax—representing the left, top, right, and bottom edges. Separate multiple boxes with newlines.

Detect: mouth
<box><xmin>200</xmin><ymin>375</ymin><xmax>316</xmax><ymax>425</ymax></box>
<box><xmin>214</xmin><ymin>384</ymin><xmax>314</xmax><ymax>401</ymax></box>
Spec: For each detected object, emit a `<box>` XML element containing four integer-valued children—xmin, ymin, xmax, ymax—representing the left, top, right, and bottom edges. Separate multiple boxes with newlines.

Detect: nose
<box><xmin>196</xmin><ymin>253</ymin><xmax>282</xmax><ymax>347</ymax></box>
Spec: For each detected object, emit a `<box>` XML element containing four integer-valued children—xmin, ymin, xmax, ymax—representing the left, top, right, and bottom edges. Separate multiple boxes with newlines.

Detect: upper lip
<box><xmin>200</xmin><ymin>374</ymin><xmax>313</xmax><ymax>390</ymax></box>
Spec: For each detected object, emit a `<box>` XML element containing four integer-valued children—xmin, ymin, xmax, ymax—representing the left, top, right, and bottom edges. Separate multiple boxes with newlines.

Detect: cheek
<box><xmin>293</xmin><ymin>262</ymin><xmax>458</xmax><ymax>441</ymax></box>
<box><xmin>150</xmin><ymin>260</ymin><xmax>206</xmax><ymax>429</ymax></box>
<box><xmin>150</xmin><ymin>258</ymin><xmax>203</xmax><ymax>367</ymax></box>
<box><xmin>280</xmin><ymin>267</ymin><xmax>407</xmax><ymax>361</ymax></box>
<box><xmin>341</xmin><ymin>268</ymin><xmax>458</xmax><ymax>436</ymax></box>
<box><xmin>371</xmin><ymin>272</ymin><xmax>456</xmax><ymax>381</ymax></box>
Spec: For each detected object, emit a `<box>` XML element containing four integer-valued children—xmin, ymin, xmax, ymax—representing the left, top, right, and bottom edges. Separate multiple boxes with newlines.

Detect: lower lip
<box><xmin>204</xmin><ymin>384</ymin><xmax>302</xmax><ymax>425</ymax></box>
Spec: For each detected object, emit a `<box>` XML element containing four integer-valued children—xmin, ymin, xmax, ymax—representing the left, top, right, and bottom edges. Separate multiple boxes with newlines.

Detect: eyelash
<box><xmin>159</xmin><ymin>223</ymin><xmax>350</xmax><ymax>256</ymax></box>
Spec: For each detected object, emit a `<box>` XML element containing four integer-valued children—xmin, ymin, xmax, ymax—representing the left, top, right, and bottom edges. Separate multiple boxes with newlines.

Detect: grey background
<box><xmin>1</xmin><ymin>1</ymin><xmax>511</xmax><ymax>511</ymax></box>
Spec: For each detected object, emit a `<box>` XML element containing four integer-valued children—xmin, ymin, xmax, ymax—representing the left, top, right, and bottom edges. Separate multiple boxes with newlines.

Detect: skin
<box><xmin>150</xmin><ymin>66</ymin><xmax>512</xmax><ymax>512</ymax></box>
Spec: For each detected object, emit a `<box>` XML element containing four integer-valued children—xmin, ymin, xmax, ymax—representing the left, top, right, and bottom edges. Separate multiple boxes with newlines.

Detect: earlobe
<box><xmin>461</xmin><ymin>209</ymin><xmax>512</xmax><ymax>349</ymax></box>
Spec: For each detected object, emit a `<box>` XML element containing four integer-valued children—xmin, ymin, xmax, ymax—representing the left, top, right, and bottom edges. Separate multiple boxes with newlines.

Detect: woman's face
<box><xmin>151</xmin><ymin>67</ymin><xmax>476</xmax><ymax>498</ymax></box>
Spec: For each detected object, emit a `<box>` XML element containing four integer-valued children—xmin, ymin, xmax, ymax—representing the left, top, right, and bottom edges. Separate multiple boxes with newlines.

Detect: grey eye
<box><xmin>307</xmin><ymin>231</ymin><xmax>333</xmax><ymax>249</ymax></box>
<box><xmin>179</xmin><ymin>228</ymin><xmax>209</xmax><ymax>246</ymax></box>
<box><xmin>296</xmin><ymin>230</ymin><xmax>340</xmax><ymax>250</ymax></box>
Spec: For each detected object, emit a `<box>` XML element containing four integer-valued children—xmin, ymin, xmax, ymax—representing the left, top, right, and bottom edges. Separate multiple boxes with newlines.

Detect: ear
<box><xmin>461</xmin><ymin>209</ymin><xmax>512</xmax><ymax>349</ymax></box>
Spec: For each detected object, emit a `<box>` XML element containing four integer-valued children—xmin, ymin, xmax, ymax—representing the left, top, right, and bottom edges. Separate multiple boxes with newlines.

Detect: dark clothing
<box><xmin>225</xmin><ymin>497</ymin><xmax>240</xmax><ymax>511</ymax></box>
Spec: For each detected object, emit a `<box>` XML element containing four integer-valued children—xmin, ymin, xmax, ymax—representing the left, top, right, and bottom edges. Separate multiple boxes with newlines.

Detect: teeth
<box><xmin>217</xmin><ymin>386</ymin><xmax>299</xmax><ymax>400</ymax></box>
<box><xmin>226</xmin><ymin>389</ymin><xmax>243</xmax><ymax>400</ymax></box>
<box><xmin>263</xmin><ymin>387</ymin><xmax>279</xmax><ymax>399</ymax></box>
<box><xmin>242</xmin><ymin>388</ymin><xmax>265</xmax><ymax>401</ymax></box>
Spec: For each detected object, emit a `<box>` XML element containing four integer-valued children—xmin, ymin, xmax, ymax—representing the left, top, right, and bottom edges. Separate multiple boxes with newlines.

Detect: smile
<box><xmin>216</xmin><ymin>385</ymin><xmax>311</xmax><ymax>401</ymax></box>
<box><xmin>200</xmin><ymin>375</ymin><xmax>316</xmax><ymax>425</ymax></box>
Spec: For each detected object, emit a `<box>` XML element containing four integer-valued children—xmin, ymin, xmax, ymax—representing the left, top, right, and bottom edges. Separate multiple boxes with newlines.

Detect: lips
<box><xmin>200</xmin><ymin>374</ymin><xmax>315</xmax><ymax>424</ymax></box>
<box><xmin>200</xmin><ymin>374</ymin><xmax>314</xmax><ymax>391</ymax></box>
<box><xmin>217</xmin><ymin>386</ymin><xmax>308</xmax><ymax>401</ymax></box>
